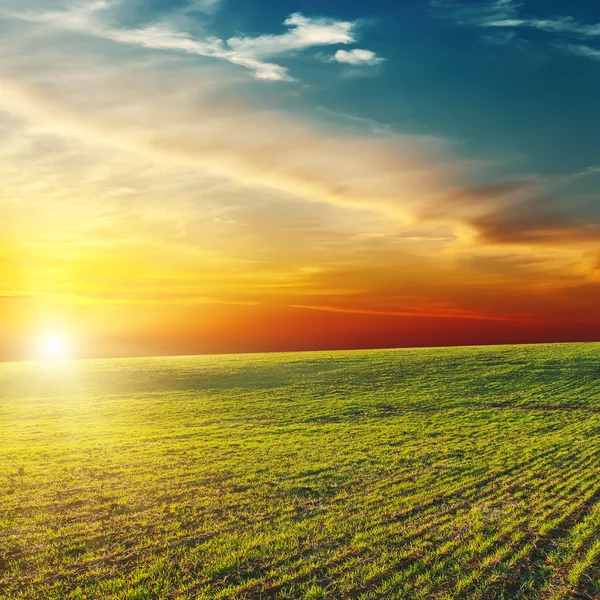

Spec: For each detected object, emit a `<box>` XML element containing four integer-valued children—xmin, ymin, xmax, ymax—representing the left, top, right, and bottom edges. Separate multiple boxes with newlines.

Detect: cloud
<box><xmin>470</xmin><ymin>212</ymin><xmax>600</xmax><ymax>245</ymax></box>
<box><xmin>286</xmin><ymin>303</ymin><xmax>513</xmax><ymax>321</ymax></box>
<box><xmin>430</xmin><ymin>0</ymin><xmax>520</xmax><ymax>26</ymax></box>
<box><xmin>561</xmin><ymin>44</ymin><xmax>600</xmax><ymax>61</ymax></box>
<box><xmin>484</xmin><ymin>16</ymin><xmax>600</xmax><ymax>38</ymax></box>
<box><xmin>330</xmin><ymin>49</ymin><xmax>385</xmax><ymax>66</ymax></box>
<box><xmin>188</xmin><ymin>0</ymin><xmax>225</xmax><ymax>15</ymax></box>
<box><xmin>0</xmin><ymin>75</ymin><xmax>462</xmax><ymax>223</ymax></box>
<box><xmin>432</xmin><ymin>1</ymin><xmax>600</xmax><ymax>60</ymax></box>
<box><xmin>227</xmin><ymin>13</ymin><xmax>356</xmax><ymax>58</ymax></box>
<box><xmin>2</xmin><ymin>56</ymin><xmax>597</xmax><ymax>256</ymax></box>
<box><xmin>4</xmin><ymin>2</ymin><xmax>370</xmax><ymax>82</ymax></box>
<box><xmin>7</xmin><ymin>1</ymin><xmax>290</xmax><ymax>81</ymax></box>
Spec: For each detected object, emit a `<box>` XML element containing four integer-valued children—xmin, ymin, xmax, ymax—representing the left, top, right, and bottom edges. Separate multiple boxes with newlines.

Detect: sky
<box><xmin>1</xmin><ymin>0</ymin><xmax>600</xmax><ymax>360</ymax></box>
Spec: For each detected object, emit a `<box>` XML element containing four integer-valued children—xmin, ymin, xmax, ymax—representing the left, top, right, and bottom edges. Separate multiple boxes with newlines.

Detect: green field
<box><xmin>1</xmin><ymin>343</ymin><xmax>600</xmax><ymax>599</ymax></box>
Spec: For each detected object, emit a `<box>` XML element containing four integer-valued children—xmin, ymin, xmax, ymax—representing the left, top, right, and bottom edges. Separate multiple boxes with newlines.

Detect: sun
<box><xmin>38</xmin><ymin>334</ymin><xmax>71</xmax><ymax>361</ymax></box>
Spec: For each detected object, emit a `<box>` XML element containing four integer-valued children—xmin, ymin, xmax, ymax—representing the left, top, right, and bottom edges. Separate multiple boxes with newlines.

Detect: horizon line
<box><xmin>2</xmin><ymin>338</ymin><xmax>599</xmax><ymax>365</ymax></box>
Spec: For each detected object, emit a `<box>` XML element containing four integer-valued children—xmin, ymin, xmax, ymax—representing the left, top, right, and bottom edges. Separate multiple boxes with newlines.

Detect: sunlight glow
<box><xmin>38</xmin><ymin>334</ymin><xmax>70</xmax><ymax>361</ymax></box>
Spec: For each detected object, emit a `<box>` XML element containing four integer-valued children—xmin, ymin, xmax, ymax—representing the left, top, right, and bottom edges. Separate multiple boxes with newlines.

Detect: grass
<box><xmin>1</xmin><ymin>342</ymin><xmax>600</xmax><ymax>599</ymax></box>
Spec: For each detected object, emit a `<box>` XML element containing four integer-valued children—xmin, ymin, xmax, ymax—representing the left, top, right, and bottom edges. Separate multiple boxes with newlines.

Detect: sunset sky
<box><xmin>2</xmin><ymin>0</ymin><xmax>600</xmax><ymax>360</ymax></box>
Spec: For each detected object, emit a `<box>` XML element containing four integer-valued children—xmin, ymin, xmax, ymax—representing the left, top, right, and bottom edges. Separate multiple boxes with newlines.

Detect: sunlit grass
<box><xmin>1</xmin><ymin>343</ymin><xmax>600</xmax><ymax>598</ymax></box>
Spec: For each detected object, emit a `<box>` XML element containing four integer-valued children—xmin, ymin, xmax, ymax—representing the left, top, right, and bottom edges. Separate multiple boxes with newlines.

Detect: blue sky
<box><xmin>1</xmin><ymin>0</ymin><xmax>600</xmax><ymax>357</ymax></box>
<box><xmin>81</xmin><ymin>0</ymin><xmax>600</xmax><ymax>175</ymax></box>
<box><xmin>237</xmin><ymin>0</ymin><xmax>600</xmax><ymax>177</ymax></box>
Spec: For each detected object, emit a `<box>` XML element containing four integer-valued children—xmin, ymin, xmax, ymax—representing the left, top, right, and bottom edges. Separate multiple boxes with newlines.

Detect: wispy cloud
<box><xmin>188</xmin><ymin>0</ymin><xmax>225</xmax><ymax>15</ymax></box>
<box><xmin>330</xmin><ymin>49</ymin><xmax>385</xmax><ymax>66</ymax></box>
<box><xmin>0</xmin><ymin>74</ymin><xmax>459</xmax><ymax>222</ymax></box>
<box><xmin>6</xmin><ymin>1</ymin><xmax>288</xmax><ymax>81</ymax></box>
<box><xmin>484</xmin><ymin>16</ymin><xmax>600</xmax><ymax>38</ymax></box>
<box><xmin>563</xmin><ymin>44</ymin><xmax>600</xmax><ymax>61</ymax></box>
<box><xmin>4</xmin><ymin>2</ymin><xmax>383</xmax><ymax>82</ymax></box>
<box><xmin>4</xmin><ymin>67</ymin><xmax>597</xmax><ymax>255</ymax></box>
<box><xmin>432</xmin><ymin>0</ymin><xmax>600</xmax><ymax>62</ymax></box>
<box><xmin>471</xmin><ymin>211</ymin><xmax>600</xmax><ymax>245</ymax></box>
<box><xmin>286</xmin><ymin>303</ymin><xmax>515</xmax><ymax>321</ymax></box>
<box><xmin>431</xmin><ymin>0</ymin><xmax>520</xmax><ymax>26</ymax></box>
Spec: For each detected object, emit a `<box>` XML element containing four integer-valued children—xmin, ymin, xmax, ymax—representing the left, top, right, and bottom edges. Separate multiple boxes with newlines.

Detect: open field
<box><xmin>1</xmin><ymin>343</ymin><xmax>600</xmax><ymax>599</ymax></box>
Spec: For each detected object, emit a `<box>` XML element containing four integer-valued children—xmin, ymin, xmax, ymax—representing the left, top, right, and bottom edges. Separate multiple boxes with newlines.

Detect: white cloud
<box><xmin>331</xmin><ymin>49</ymin><xmax>385</xmax><ymax>66</ymax></box>
<box><xmin>227</xmin><ymin>12</ymin><xmax>357</xmax><ymax>58</ymax></box>
<box><xmin>4</xmin><ymin>2</ymin><xmax>370</xmax><ymax>82</ymax></box>
<box><xmin>7</xmin><ymin>2</ymin><xmax>290</xmax><ymax>81</ymax></box>
<box><xmin>94</xmin><ymin>23</ymin><xmax>293</xmax><ymax>81</ymax></box>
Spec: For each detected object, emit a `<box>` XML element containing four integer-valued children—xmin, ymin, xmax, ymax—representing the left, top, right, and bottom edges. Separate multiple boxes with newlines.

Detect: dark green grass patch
<box><xmin>1</xmin><ymin>343</ymin><xmax>600</xmax><ymax>599</ymax></box>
